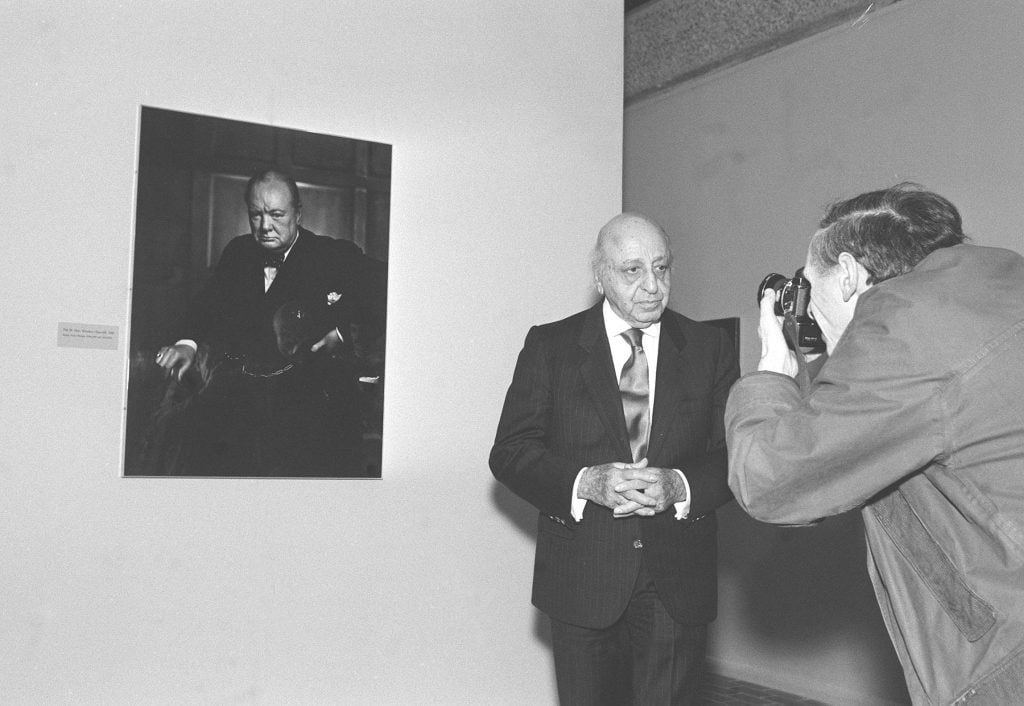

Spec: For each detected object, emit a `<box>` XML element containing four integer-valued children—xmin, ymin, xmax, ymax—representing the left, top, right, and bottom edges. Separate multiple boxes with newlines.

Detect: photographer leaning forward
<box><xmin>725</xmin><ymin>184</ymin><xmax>1024</xmax><ymax>704</ymax></box>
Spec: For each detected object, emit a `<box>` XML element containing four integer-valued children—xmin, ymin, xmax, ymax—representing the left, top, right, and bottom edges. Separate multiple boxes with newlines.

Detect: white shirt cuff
<box><xmin>673</xmin><ymin>469</ymin><xmax>691</xmax><ymax>520</ymax></box>
<box><xmin>571</xmin><ymin>467</ymin><xmax>589</xmax><ymax>521</ymax></box>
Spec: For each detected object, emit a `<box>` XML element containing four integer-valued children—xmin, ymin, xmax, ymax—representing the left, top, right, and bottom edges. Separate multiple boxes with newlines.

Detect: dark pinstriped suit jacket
<box><xmin>490</xmin><ymin>302</ymin><xmax>739</xmax><ymax>629</ymax></box>
<box><xmin>181</xmin><ymin>227</ymin><xmax>384</xmax><ymax>367</ymax></box>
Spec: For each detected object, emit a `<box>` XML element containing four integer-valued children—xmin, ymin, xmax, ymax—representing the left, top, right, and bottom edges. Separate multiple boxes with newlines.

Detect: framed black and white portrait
<box><xmin>124</xmin><ymin>106</ymin><xmax>390</xmax><ymax>478</ymax></box>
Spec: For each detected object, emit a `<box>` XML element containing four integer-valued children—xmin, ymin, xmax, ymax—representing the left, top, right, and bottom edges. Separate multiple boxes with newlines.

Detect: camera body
<box><xmin>757</xmin><ymin>269</ymin><xmax>825</xmax><ymax>353</ymax></box>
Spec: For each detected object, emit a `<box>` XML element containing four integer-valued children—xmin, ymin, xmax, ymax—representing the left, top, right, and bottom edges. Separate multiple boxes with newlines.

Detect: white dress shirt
<box><xmin>571</xmin><ymin>300</ymin><xmax>691</xmax><ymax>521</ymax></box>
<box><xmin>263</xmin><ymin>231</ymin><xmax>300</xmax><ymax>292</ymax></box>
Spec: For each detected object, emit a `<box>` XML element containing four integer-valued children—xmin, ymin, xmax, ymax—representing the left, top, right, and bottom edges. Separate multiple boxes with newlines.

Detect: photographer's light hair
<box><xmin>810</xmin><ymin>183</ymin><xmax>966</xmax><ymax>285</ymax></box>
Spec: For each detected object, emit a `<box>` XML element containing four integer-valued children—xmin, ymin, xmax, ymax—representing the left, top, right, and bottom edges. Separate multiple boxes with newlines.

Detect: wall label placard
<box><xmin>58</xmin><ymin>322</ymin><xmax>119</xmax><ymax>350</ymax></box>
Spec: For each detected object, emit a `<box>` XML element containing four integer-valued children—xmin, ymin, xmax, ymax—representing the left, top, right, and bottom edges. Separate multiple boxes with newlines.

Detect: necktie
<box><xmin>619</xmin><ymin>328</ymin><xmax>650</xmax><ymax>462</ymax></box>
<box><xmin>264</xmin><ymin>253</ymin><xmax>285</xmax><ymax>269</ymax></box>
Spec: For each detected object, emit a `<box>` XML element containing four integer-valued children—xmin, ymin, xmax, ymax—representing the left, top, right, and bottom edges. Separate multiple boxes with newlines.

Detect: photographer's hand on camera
<box><xmin>757</xmin><ymin>290</ymin><xmax>799</xmax><ymax>377</ymax></box>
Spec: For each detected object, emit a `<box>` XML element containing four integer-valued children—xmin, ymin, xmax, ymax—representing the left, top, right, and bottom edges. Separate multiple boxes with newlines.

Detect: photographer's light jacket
<box><xmin>726</xmin><ymin>244</ymin><xmax>1024</xmax><ymax>705</ymax></box>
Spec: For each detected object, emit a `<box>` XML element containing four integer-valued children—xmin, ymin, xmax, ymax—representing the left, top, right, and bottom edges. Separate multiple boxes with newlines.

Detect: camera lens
<box><xmin>757</xmin><ymin>273</ymin><xmax>787</xmax><ymax>316</ymax></box>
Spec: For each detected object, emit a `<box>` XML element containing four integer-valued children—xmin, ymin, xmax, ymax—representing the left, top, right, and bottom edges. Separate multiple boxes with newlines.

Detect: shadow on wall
<box><xmin>716</xmin><ymin>502</ymin><xmax>911</xmax><ymax>702</ymax></box>
<box><xmin>487</xmin><ymin>471</ymin><xmax>910</xmax><ymax>701</ymax></box>
<box><xmin>490</xmin><ymin>482</ymin><xmax>557</xmax><ymax>653</ymax></box>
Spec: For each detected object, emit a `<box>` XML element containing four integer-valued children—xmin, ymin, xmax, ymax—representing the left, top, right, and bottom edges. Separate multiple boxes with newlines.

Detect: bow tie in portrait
<box><xmin>264</xmin><ymin>253</ymin><xmax>285</xmax><ymax>269</ymax></box>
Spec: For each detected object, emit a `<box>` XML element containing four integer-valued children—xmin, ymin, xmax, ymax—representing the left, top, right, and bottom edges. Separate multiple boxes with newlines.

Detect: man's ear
<box><xmin>836</xmin><ymin>252</ymin><xmax>870</xmax><ymax>302</ymax></box>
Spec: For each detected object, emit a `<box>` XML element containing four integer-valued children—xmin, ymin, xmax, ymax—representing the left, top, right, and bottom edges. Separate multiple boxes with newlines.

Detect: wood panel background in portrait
<box><xmin>124</xmin><ymin>106</ymin><xmax>390</xmax><ymax>478</ymax></box>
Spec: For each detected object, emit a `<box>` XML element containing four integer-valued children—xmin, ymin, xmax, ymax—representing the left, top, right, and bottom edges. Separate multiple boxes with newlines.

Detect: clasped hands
<box><xmin>578</xmin><ymin>459</ymin><xmax>685</xmax><ymax>518</ymax></box>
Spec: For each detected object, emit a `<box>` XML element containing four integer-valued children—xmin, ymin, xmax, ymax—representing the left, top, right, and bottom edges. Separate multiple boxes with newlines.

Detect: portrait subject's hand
<box><xmin>757</xmin><ymin>290</ymin><xmax>799</xmax><ymax>377</ymax></box>
<box><xmin>578</xmin><ymin>460</ymin><xmax>658</xmax><ymax>514</ymax></box>
<box><xmin>612</xmin><ymin>462</ymin><xmax>686</xmax><ymax>517</ymax></box>
<box><xmin>310</xmin><ymin>328</ymin><xmax>344</xmax><ymax>354</ymax></box>
<box><xmin>155</xmin><ymin>343</ymin><xmax>195</xmax><ymax>381</ymax></box>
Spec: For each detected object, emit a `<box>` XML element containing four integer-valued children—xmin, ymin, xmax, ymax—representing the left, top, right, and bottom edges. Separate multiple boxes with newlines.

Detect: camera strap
<box><xmin>782</xmin><ymin>314</ymin><xmax>827</xmax><ymax>391</ymax></box>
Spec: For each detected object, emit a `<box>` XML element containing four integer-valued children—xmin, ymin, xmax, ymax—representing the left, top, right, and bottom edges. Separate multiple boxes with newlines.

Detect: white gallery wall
<box><xmin>0</xmin><ymin>3</ymin><xmax>623</xmax><ymax>703</ymax></box>
<box><xmin>625</xmin><ymin>0</ymin><xmax>1024</xmax><ymax>703</ymax></box>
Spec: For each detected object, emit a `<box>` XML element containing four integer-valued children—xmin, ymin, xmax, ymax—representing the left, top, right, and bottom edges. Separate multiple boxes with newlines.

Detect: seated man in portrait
<box><xmin>149</xmin><ymin>169</ymin><xmax>386</xmax><ymax>477</ymax></box>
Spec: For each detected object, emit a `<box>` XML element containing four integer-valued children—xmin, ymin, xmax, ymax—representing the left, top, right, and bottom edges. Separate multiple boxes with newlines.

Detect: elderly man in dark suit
<box><xmin>490</xmin><ymin>213</ymin><xmax>739</xmax><ymax>705</ymax></box>
<box><xmin>153</xmin><ymin>169</ymin><xmax>385</xmax><ymax>476</ymax></box>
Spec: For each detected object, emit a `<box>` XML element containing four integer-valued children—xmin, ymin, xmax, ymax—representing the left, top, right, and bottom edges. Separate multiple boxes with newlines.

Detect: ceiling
<box><xmin>625</xmin><ymin>0</ymin><xmax>900</xmax><ymax>104</ymax></box>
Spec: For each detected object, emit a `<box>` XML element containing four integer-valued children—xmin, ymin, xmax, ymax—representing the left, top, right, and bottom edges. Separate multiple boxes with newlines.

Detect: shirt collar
<box><xmin>602</xmin><ymin>299</ymin><xmax>661</xmax><ymax>341</ymax></box>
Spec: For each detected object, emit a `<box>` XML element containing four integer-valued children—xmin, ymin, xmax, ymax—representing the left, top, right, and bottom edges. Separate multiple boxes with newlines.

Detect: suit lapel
<box><xmin>648</xmin><ymin>313</ymin><xmax>689</xmax><ymax>462</ymax></box>
<box><xmin>235</xmin><ymin>237</ymin><xmax>270</xmax><ymax>304</ymax></box>
<box><xmin>576</xmin><ymin>303</ymin><xmax>633</xmax><ymax>460</ymax></box>
<box><xmin>264</xmin><ymin>228</ymin><xmax>311</xmax><ymax>301</ymax></box>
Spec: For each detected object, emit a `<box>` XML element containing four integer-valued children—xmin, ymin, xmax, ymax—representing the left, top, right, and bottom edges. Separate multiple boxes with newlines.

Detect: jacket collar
<box><xmin>647</xmin><ymin>313</ymin><xmax>689</xmax><ymax>461</ymax></box>
<box><xmin>573</xmin><ymin>302</ymin><xmax>691</xmax><ymax>463</ymax></box>
<box><xmin>577</xmin><ymin>302</ymin><xmax>631</xmax><ymax>459</ymax></box>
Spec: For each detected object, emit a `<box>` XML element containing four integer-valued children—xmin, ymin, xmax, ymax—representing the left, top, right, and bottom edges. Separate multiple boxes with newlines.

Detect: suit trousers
<box><xmin>549</xmin><ymin>558</ymin><xmax>708</xmax><ymax>706</ymax></box>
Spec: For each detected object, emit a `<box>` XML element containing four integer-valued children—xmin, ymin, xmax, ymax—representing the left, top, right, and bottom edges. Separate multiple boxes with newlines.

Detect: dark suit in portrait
<box><xmin>490</xmin><ymin>213</ymin><xmax>739</xmax><ymax>705</ymax></box>
<box><xmin>145</xmin><ymin>170</ymin><xmax>386</xmax><ymax>477</ymax></box>
<box><xmin>176</xmin><ymin>229</ymin><xmax>384</xmax><ymax>476</ymax></box>
<box><xmin>181</xmin><ymin>226</ymin><xmax>381</xmax><ymax>374</ymax></box>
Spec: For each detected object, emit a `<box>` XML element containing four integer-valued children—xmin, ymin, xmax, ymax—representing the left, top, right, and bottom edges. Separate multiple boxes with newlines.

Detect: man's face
<box><xmin>248</xmin><ymin>179</ymin><xmax>300</xmax><ymax>253</ymax></box>
<box><xmin>595</xmin><ymin>220</ymin><xmax>671</xmax><ymax>328</ymax></box>
<box><xmin>803</xmin><ymin>237</ymin><xmax>856</xmax><ymax>353</ymax></box>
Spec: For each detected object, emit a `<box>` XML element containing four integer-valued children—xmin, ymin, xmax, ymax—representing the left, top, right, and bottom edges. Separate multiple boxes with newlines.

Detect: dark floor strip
<box><xmin>698</xmin><ymin>672</ymin><xmax>830</xmax><ymax>705</ymax></box>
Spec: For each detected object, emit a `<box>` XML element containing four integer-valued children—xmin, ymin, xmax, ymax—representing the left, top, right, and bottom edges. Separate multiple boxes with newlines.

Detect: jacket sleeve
<box><xmin>310</xmin><ymin>237</ymin><xmax>387</xmax><ymax>360</ymax></box>
<box><xmin>489</xmin><ymin>327</ymin><xmax>584</xmax><ymax>520</ymax></box>
<box><xmin>725</xmin><ymin>310</ymin><xmax>946</xmax><ymax>525</ymax></box>
<box><xmin>178</xmin><ymin>236</ymin><xmax>250</xmax><ymax>345</ymax></box>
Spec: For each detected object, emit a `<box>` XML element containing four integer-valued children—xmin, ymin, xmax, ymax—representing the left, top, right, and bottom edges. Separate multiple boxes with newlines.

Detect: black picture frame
<box><xmin>123</xmin><ymin>106</ymin><xmax>390</xmax><ymax>478</ymax></box>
